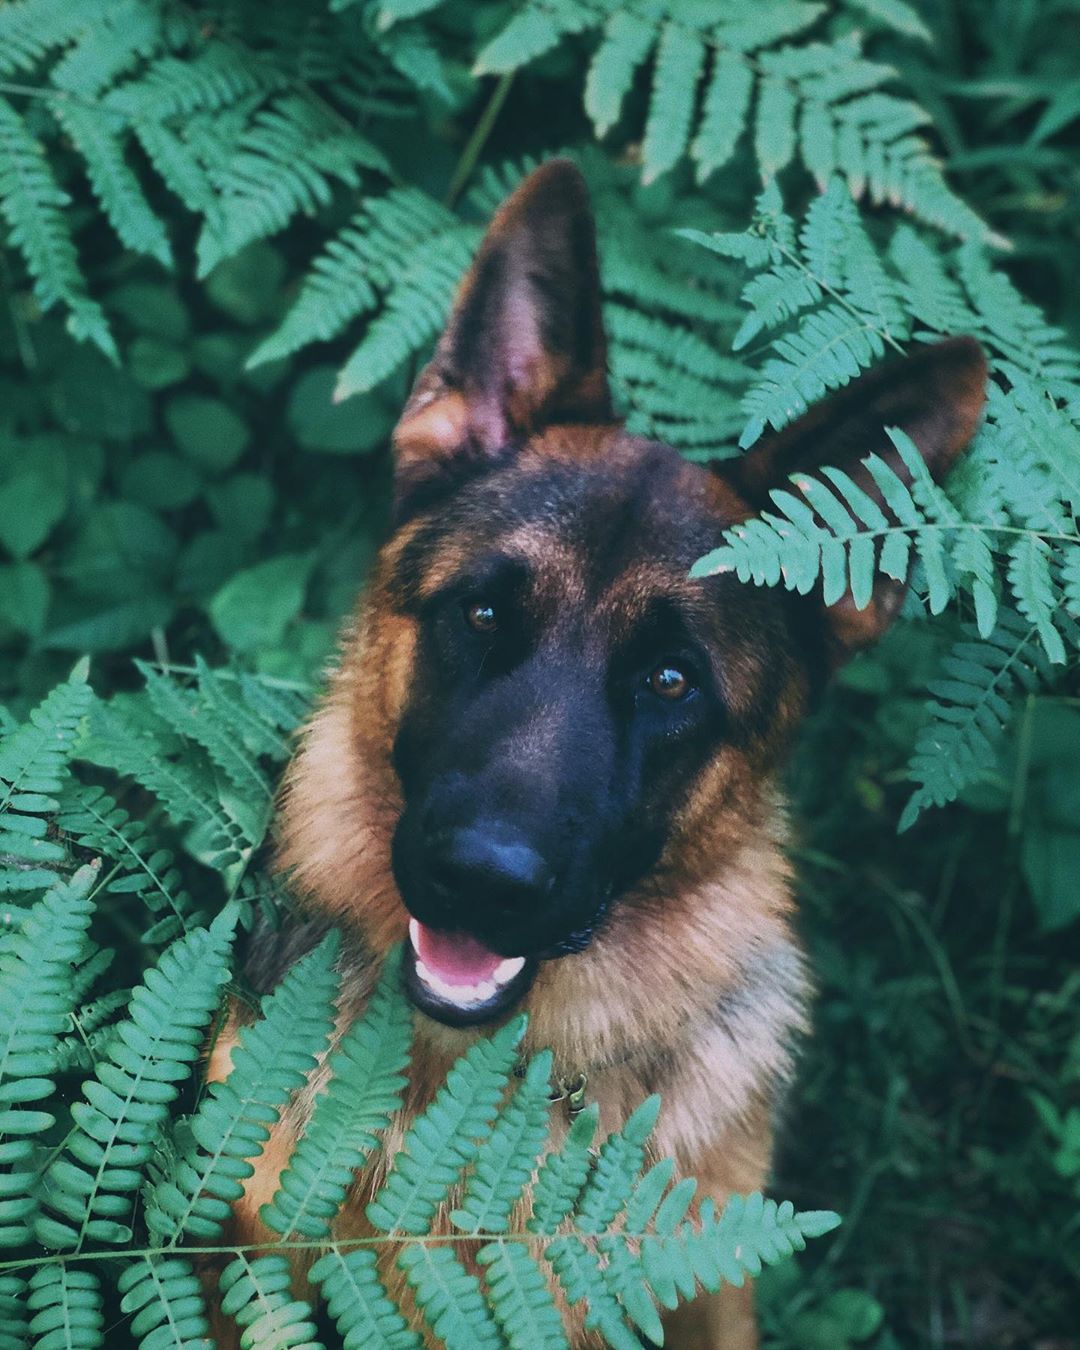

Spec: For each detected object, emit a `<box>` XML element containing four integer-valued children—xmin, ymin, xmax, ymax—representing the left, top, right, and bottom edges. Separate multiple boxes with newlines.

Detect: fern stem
<box><xmin>445</xmin><ymin>72</ymin><xmax>515</xmax><ymax>208</ymax></box>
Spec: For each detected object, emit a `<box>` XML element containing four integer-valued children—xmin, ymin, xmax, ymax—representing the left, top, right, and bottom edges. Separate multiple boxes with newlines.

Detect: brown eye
<box><xmin>648</xmin><ymin>663</ymin><xmax>691</xmax><ymax>701</ymax></box>
<box><xmin>465</xmin><ymin>600</ymin><xmax>498</xmax><ymax>633</ymax></box>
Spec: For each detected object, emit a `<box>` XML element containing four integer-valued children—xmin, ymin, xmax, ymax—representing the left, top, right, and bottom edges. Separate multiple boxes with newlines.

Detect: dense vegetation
<box><xmin>0</xmin><ymin>0</ymin><xmax>1077</xmax><ymax>1346</ymax></box>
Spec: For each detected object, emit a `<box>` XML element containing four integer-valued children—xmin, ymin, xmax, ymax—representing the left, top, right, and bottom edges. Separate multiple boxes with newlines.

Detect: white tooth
<box><xmin>492</xmin><ymin>957</ymin><xmax>525</xmax><ymax>986</ymax></box>
<box><xmin>415</xmin><ymin>959</ymin><xmax>433</xmax><ymax>984</ymax></box>
<box><xmin>475</xmin><ymin>981</ymin><xmax>497</xmax><ymax>1002</ymax></box>
<box><xmin>408</xmin><ymin>918</ymin><xmax>422</xmax><ymax>953</ymax></box>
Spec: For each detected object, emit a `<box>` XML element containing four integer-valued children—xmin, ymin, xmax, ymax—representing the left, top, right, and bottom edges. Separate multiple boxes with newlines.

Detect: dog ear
<box><xmin>392</xmin><ymin>158</ymin><xmax>611</xmax><ymax>505</ymax></box>
<box><xmin>719</xmin><ymin>337</ymin><xmax>987</xmax><ymax>659</ymax></box>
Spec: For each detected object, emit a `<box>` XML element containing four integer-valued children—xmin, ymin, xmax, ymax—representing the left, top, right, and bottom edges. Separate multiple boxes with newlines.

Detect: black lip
<box><xmin>402</xmin><ymin>940</ymin><xmax>539</xmax><ymax>1028</ymax></box>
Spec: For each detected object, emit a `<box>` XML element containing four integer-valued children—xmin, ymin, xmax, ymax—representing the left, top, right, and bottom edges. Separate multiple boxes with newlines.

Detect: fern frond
<box><xmin>248</xmin><ymin>188</ymin><xmax>457</xmax><ymax>368</ymax></box>
<box><xmin>450</xmin><ymin>1050</ymin><xmax>553</xmax><ymax>1234</ymax></box>
<box><xmin>575</xmin><ymin>1094</ymin><xmax>661</xmax><ymax>1234</ymax></box>
<box><xmin>219</xmin><ymin>1253</ymin><xmax>322</xmax><ymax>1350</ymax></box>
<box><xmin>195</xmin><ymin>94</ymin><xmax>388</xmax><ymax>276</ymax></box>
<box><xmin>900</xmin><ymin>610</ymin><xmax>1053</xmax><ymax>829</ymax></box>
<box><xmin>57</xmin><ymin>784</ymin><xmax>203</xmax><ymax>942</ymax></box>
<box><xmin>27</xmin><ymin>1265</ymin><xmax>103</xmax><ymax>1350</ymax></box>
<box><xmin>477</xmin><ymin>1242</ymin><xmax>568</xmax><ymax>1350</ymax></box>
<box><xmin>261</xmin><ymin>948</ymin><xmax>412</xmax><ymax>1240</ymax></box>
<box><xmin>80</xmin><ymin>701</ymin><xmax>252</xmax><ymax>875</ymax></box>
<box><xmin>473</xmin><ymin>0</ymin><xmax>592</xmax><ymax>76</ymax></box>
<box><xmin>0</xmin><ymin>98</ymin><xmax>115</xmax><ymax>358</ymax></box>
<box><xmin>0</xmin><ymin>1273</ymin><xmax>28</xmax><ymax>1349</ymax></box>
<box><xmin>0</xmin><ymin>0</ymin><xmax>108</xmax><ymax>78</ymax></box>
<box><xmin>397</xmin><ymin>1243</ymin><xmax>504</xmax><ymax>1350</ymax></box>
<box><xmin>641</xmin><ymin>23</ymin><xmax>706</xmax><ymax>185</ymax></box>
<box><xmin>137</xmin><ymin>663</ymin><xmax>273</xmax><ymax>808</ymax></box>
<box><xmin>528</xmin><ymin>1103</ymin><xmax>599</xmax><ymax>1234</ymax></box>
<box><xmin>55</xmin><ymin>104</ymin><xmax>173</xmax><ymax>268</ymax></box>
<box><xmin>309</xmin><ymin>1247</ymin><xmax>422</xmax><ymax>1350</ymax></box>
<box><xmin>0</xmin><ymin>667</ymin><xmax>92</xmax><ymax>893</ymax></box>
<box><xmin>1007</xmin><ymin>535</ymin><xmax>1066</xmax><ymax>664</ymax></box>
<box><xmin>691</xmin><ymin>48</ymin><xmax>755</xmax><ymax>181</ymax></box>
<box><xmin>35</xmin><ymin>907</ymin><xmax>236</xmax><ymax>1250</ymax></box>
<box><xmin>0</xmin><ymin>864</ymin><xmax>97</xmax><ymax>1248</ymax></box>
<box><xmin>146</xmin><ymin>932</ymin><xmax>340</xmax><ymax>1244</ymax></box>
<box><xmin>117</xmin><ymin>1256</ymin><xmax>212</xmax><ymax>1350</ymax></box>
<box><xmin>740</xmin><ymin>303</ymin><xmax>888</xmax><ymax>446</ymax></box>
<box><xmin>334</xmin><ymin>223</ymin><xmax>479</xmax><ymax>399</ymax></box>
<box><xmin>366</xmin><ymin>1014</ymin><xmax>525</xmax><ymax>1235</ymax></box>
<box><xmin>585</xmin><ymin>10</ymin><xmax>656</xmax><ymax>140</ymax></box>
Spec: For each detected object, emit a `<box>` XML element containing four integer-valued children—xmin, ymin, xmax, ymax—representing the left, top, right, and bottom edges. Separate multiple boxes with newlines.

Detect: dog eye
<box><xmin>464</xmin><ymin>599</ymin><xmax>498</xmax><ymax>634</ymax></box>
<box><xmin>647</xmin><ymin>663</ymin><xmax>693</xmax><ymax>701</ymax></box>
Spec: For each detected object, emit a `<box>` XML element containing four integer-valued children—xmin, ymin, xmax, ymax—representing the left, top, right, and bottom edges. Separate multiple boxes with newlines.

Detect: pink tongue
<box><xmin>415</xmin><ymin>923</ymin><xmax>502</xmax><ymax>987</ymax></box>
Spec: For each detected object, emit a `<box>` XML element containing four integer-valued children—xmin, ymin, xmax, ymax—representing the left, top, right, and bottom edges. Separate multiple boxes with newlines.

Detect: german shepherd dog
<box><xmin>208</xmin><ymin>161</ymin><xmax>987</xmax><ymax>1347</ymax></box>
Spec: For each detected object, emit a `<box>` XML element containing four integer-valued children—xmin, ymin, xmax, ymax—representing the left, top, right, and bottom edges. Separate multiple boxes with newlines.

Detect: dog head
<box><xmin>288</xmin><ymin>161</ymin><xmax>986</xmax><ymax>1029</ymax></box>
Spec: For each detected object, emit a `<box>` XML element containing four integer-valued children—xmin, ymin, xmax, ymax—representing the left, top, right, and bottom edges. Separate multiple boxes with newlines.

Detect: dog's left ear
<box><xmin>718</xmin><ymin>337</ymin><xmax>988</xmax><ymax>659</ymax></box>
<box><xmin>393</xmin><ymin>159</ymin><xmax>611</xmax><ymax>504</ymax></box>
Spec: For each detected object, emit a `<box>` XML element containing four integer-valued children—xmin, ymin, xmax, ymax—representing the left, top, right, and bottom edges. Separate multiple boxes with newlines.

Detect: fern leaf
<box><xmin>146</xmin><ymin>932</ymin><xmax>340</xmax><ymax>1243</ymax></box>
<box><xmin>692</xmin><ymin>49</ymin><xmax>754</xmax><ymax>181</ymax></box>
<box><xmin>195</xmin><ymin>95</ymin><xmax>388</xmax><ymax>276</ymax></box>
<box><xmin>0</xmin><ymin>98</ymin><xmax>115</xmax><ymax>359</ymax></box>
<box><xmin>0</xmin><ymin>864</ymin><xmax>97</xmax><ymax>1248</ymax></box>
<box><xmin>528</xmin><ymin>1102</ymin><xmax>599</xmax><ymax>1234</ymax></box>
<box><xmin>717</xmin><ymin>1</ymin><xmax>827</xmax><ymax>52</ymax></box>
<box><xmin>310</xmin><ymin>1247</ymin><xmax>421</xmax><ymax>1350</ymax></box>
<box><xmin>901</xmin><ymin>611</ymin><xmax>1052</xmax><ymax>829</ymax></box>
<box><xmin>57</xmin><ymin>783</ymin><xmax>202</xmax><ymax>942</ymax></box>
<box><xmin>117</xmin><ymin>1256</ymin><xmax>213</xmax><ymax>1350</ymax></box>
<box><xmin>35</xmin><ymin>907</ymin><xmax>237</xmax><ymax>1250</ymax></box>
<box><xmin>585</xmin><ymin>10</ymin><xmax>655</xmax><ymax>139</ymax></box>
<box><xmin>0</xmin><ymin>1273</ymin><xmax>28</xmax><ymax>1349</ymax></box>
<box><xmin>49</xmin><ymin>0</ymin><xmax>162</xmax><ymax>98</ymax></box>
<box><xmin>81</xmin><ymin>701</ymin><xmax>251</xmax><ymax>873</ymax></box>
<box><xmin>137</xmin><ymin>663</ymin><xmax>273</xmax><ymax>807</ymax></box>
<box><xmin>740</xmin><ymin>303</ymin><xmax>886</xmax><ymax>446</ymax></box>
<box><xmin>1005</xmin><ymin>536</ymin><xmax>1066</xmax><ymax>664</ymax></box>
<box><xmin>473</xmin><ymin>1</ymin><xmax>590</xmax><ymax>77</ymax></box>
<box><xmin>477</xmin><ymin>1242</ymin><xmax>569</xmax><ymax>1350</ymax></box>
<box><xmin>334</xmin><ymin>225</ymin><xmax>478</xmax><ymax>400</ymax></box>
<box><xmin>398</xmin><ymin>1243</ymin><xmax>505</xmax><ymax>1350</ymax></box>
<box><xmin>27</xmin><ymin>1265</ymin><xmax>103</xmax><ymax>1350</ymax></box>
<box><xmin>641</xmin><ymin>23</ymin><xmax>706</xmax><ymax>185</ymax></box>
<box><xmin>261</xmin><ymin>948</ymin><xmax>412</xmax><ymax>1240</ymax></box>
<box><xmin>0</xmin><ymin>667</ymin><xmax>92</xmax><ymax>892</ymax></box>
<box><xmin>843</xmin><ymin>0</ymin><xmax>933</xmax><ymax>43</ymax></box>
<box><xmin>56</xmin><ymin>105</ymin><xmax>173</xmax><ymax>267</ymax></box>
<box><xmin>106</xmin><ymin>46</ymin><xmax>285</xmax><ymax>121</ymax></box>
<box><xmin>575</xmin><ymin>1095</ymin><xmax>661</xmax><ymax>1234</ymax></box>
<box><xmin>219</xmin><ymin>1253</ymin><xmax>323</xmax><ymax>1350</ymax></box>
<box><xmin>450</xmin><ymin>1051</ymin><xmax>552</xmax><ymax>1234</ymax></box>
<box><xmin>546</xmin><ymin>1236</ymin><xmax>641</xmax><ymax>1350</ymax></box>
<box><xmin>754</xmin><ymin>73</ymin><xmax>798</xmax><ymax>180</ymax></box>
<box><xmin>366</xmin><ymin>1014</ymin><xmax>526</xmax><ymax>1235</ymax></box>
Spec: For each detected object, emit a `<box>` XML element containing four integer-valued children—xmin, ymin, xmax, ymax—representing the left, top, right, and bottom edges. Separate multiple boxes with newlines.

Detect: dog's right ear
<box><xmin>392</xmin><ymin>159</ymin><xmax>611</xmax><ymax>511</ymax></box>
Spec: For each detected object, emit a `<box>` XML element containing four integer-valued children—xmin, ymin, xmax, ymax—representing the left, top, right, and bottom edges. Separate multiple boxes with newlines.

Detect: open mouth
<box><xmin>403</xmin><ymin>918</ymin><xmax>539</xmax><ymax>1027</ymax></box>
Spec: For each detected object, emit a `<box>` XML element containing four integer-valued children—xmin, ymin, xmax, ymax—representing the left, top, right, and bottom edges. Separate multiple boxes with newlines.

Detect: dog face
<box><xmin>340</xmin><ymin>162</ymin><xmax>986</xmax><ymax>1028</ymax></box>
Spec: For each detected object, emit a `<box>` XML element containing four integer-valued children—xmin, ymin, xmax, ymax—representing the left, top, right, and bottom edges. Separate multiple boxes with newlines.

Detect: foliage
<box><xmin>0</xmin><ymin>0</ymin><xmax>1078</xmax><ymax>1345</ymax></box>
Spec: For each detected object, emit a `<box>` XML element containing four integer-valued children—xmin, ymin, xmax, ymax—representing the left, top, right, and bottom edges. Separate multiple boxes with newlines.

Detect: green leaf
<box><xmin>165</xmin><ymin>395</ymin><xmax>250</xmax><ymax>473</ymax></box>
<box><xmin>288</xmin><ymin>368</ymin><xmax>396</xmax><ymax>454</ymax></box>
<box><xmin>0</xmin><ymin>561</ymin><xmax>50</xmax><ymax>636</ymax></box>
<box><xmin>0</xmin><ymin>470</ymin><xmax>66</xmax><ymax>559</ymax></box>
<box><xmin>209</xmin><ymin>554</ymin><xmax>314</xmax><ymax>653</ymax></box>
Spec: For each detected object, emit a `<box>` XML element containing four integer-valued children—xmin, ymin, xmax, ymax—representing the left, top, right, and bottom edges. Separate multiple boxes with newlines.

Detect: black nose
<box><xmin>425</xmin><ymin>824</ymin><xmax>552</xmax><ymax>915</ymax></box>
